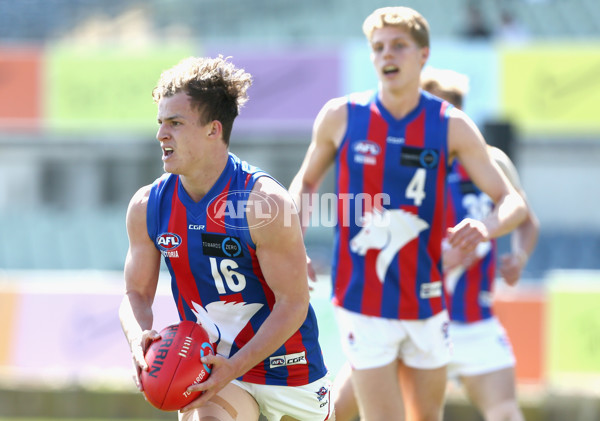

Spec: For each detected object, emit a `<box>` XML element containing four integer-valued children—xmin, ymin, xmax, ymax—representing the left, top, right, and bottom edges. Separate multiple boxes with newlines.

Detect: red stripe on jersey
<box><xmin>248</xmin><ymin>246</ymin><xmax>274</xmax><ymax>307</ymax></box>
<box><xmin>236</xmin><ymin>321</ymin><xmax>264</xmax><ymax>384</ymax></box>
<box><xmin>281</xmin><ymin>330</ymin><xmax>311</xmax><ymax>386</ymax></box>
<box><xmin>464</xmin><ymin>262</ymin><xmax>482</xmax><ymax>322</ymax></box>
<box><xmin>240</xmin><ymin>245</ymin><xmax>273</xmax><ymax>384</ymax></box>
<box><xmin>333</xmin><ymin>142</ymin><xmax>352</xmax><ymax>306</ymax></box>
<box><xmin>405</xmin><ymin>110</ymin><xmax>425</xmax><ymax>147</ymax></box>
<box><xmin>177</xmin><ymin>295</ymin><xmax>185</xmax><ymax>321</ymax></box>
<box><xmin>243</xmin><ymin>246</ymin><xmax>309</xmax><ymax>385</ymax></box>
<box><xmin>398</xmin><ymin>110</ymin><xmax>426</xmax><ymax>319</ymax></box>
<box><xmin>168</xmin><ymin>178</ymin><xmax>204</xmax><ymax>315</ymax></box>
<box><xmin>206</xmin><ymin>180</ymin><xmax>231</xmax><ymax>234</ymax></box>
<box><xmin>398</xmin><ymin>204</ymin><xmax>420</xmax><ymax>319</ymax></box>
<box><xmin>457</xmin><ymin>162</ymin><xmax>469</xmax><ymax>180</ymax></box>
<box><xmin>444</xmin><ymin>190</ymin><xmax>456</xmax><ymax>313</ymax></box>
<box><xmin>361</xmin><ymin>102</ymin><xmax>388</xmax><ymax>315</ymax></box>
<box><xmin>427</xmin><ymin>148</ymin><xmax>446</xmax><ymax>314</ymax></box>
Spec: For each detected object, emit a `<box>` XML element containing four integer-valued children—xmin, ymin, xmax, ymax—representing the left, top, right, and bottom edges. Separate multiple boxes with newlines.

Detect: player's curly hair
<box><xmin>362</xmin><ymin>6</ymin><xmax>430</xmax><ymax>49</ymax></box>
<box><xmin>152</xmin><ymin>55</ymin><xmax>252</xmax><ymax>145</ymax></box>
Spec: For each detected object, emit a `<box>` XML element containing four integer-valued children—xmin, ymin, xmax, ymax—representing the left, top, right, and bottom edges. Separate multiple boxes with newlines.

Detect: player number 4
<box><xmin>209</xmin><ymin>257</ymin><xmax>247</xmax><ymax>294</ymax></box>
<box><xmin>406</xmin><ymin>168</ymin><xmax>426</xmax><ymax>206</ymax></box>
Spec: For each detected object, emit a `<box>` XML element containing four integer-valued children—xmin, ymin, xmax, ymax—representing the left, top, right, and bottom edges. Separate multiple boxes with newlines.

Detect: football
<box><xmin>140</xmin><ymin>320</ymin><xmax>214</xmax><ymax>411</ymax></box>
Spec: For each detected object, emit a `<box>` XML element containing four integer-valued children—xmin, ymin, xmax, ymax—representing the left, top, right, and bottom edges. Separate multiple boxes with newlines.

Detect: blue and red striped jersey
<box><xmin>445</xmin><ymin>160</ymin><xmax>496</xmax><ymax>323</ymax></box>
<box><xmin>146</xmin><ymin>153</ymin><xmax>327</xmax><ymax>386</ymax></box>
<box><xmin>332</xmin><ymin>90</ymin><xmax>450</xmax><ymax>320</ymax></box>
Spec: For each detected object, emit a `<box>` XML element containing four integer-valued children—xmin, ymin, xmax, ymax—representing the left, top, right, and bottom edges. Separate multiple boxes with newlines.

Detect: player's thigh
<box><xmin>397</xmin><ymin>361</ymin><xmax>446</xmax><ymax>421</ymax></box>
<box><xmin>461</xmin><ymin>366</ymin><xmax>518</xmax><ymax>413</ymax></box>
<box><xmin>332</xmin><ymin>362</ymin><xmax>359</xmax><ymax>421</ymax></box>
<box><xmin>351</xmin><ymin>360</ymin><xmax>405</xmax><ymax>421</ymax></box>
<box><xmin>179</xmin><ymin>382</ymin><xmax>260</xmax><ymax>421</ymax></box>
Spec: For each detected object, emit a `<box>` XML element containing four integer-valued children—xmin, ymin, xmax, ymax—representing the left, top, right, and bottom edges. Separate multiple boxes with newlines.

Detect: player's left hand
<box><xmin>498</xmin><ymin>252</ymin><xmax>526</xmax><ymax>286</ymax></box>
<box><xmin>180</xmin><ymin>353</ymin><xmax>238</xmax><ymax>411</ymax></box>
<box><xmin>446</xmin><ymin>218</ymin><xmax>489</xmax><ymax>254</ymax></box>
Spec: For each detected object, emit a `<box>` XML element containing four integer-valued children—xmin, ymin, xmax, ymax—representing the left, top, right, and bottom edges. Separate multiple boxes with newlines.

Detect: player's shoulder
<box><xmin>127</xmin><ymin>184</ymin><xmax>153</xmax><ymax>219</ymax></box>
<box><xmin>250</xmin><ymin>175</ymin><xmax>289</xmax><ymax>205</ymax></box>
<box><xmin>321</xmin><ymin>90</ymin><xmax>374</xmax><ymax>113</ymax></box>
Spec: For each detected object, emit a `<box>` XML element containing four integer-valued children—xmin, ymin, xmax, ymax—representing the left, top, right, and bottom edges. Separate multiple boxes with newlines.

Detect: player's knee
<box><xmin>178</xmin><ymin>400</ymin><xmax>239</xmax><ymax>421</ymax></box>
<box><xmin>484</xmin><ymin>399</ymin><xmax>524</xmax><ymax>421</ymax></box>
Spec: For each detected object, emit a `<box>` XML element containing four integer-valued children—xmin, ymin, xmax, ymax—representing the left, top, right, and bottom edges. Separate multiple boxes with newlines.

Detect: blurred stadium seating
<box><xmin>1</xmin><ymin>0</ymin><xmax>600</xmax><ymax>42</ymax></box>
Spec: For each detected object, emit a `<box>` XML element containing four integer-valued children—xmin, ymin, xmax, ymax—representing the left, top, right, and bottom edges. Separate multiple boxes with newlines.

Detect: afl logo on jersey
<box><xmin>353</xmin><ymin>140</ymin><xmax>380</xmax><ymax>166</ymax></box>
<box><xmin>353</xmin><ymin>140</ymin><xmax>380</xmax><ymax>156</ymax></box>
<box><xmin>156</xmin><ymin>233</ymin><xmax>182</xmax><ymax>251</ymax></box>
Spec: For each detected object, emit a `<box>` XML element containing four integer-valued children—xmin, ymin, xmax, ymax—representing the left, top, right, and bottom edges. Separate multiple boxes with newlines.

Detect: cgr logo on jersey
<box><xmin>201</xmin><ymin>233</ymin><xmax>244</xmax><ymax>258</ymax></box>
<box><xmin>269</xmin><ymin>351</ymin><xmax>307</xmax><ymax>369</ymax></box>
<box><xmin>353</xmin><ymin>140</ymin><xmax>380</xmax><ymax>165</ymax></box>
<box><xmin>156</xmin><ymin>233</ymin><xmax>181</xmax><ymax>258</ymax></box>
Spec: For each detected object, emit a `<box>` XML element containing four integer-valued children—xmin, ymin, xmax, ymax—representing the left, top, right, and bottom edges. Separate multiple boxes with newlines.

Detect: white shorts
<box><xmin>447</xmin><ymin>317</ymin><xmax>516</xmax><ymax>378</ymax></box>
<box><xmin>334</xmin><ymin>307</ymin><xmax>452</xmax><ymax>370</ymax></box>
<box><xmin>232</xmin><ymin>375</ymin><xmax>333</xmax><ymax>421</ymax></box>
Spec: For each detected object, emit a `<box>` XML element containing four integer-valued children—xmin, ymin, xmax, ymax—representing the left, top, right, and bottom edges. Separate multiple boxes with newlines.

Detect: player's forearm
<box><xmin>288</xmin><ymin>177</ymin><xmax>319</xmax><ymax>234</ymax></box>
<box><xmin>511</xmin><ymin>211</ymin><xmax>540</xmax><ymax>263</ymax></box>
<box><xmin>119</xmin><ymin>292</ymin><xmax>154</xmax><ymax>342</ymax></box>
<box><xmin>484</xmin><ymin>192</ymin><xmax>527</xmax><ymax>239</ymax></box>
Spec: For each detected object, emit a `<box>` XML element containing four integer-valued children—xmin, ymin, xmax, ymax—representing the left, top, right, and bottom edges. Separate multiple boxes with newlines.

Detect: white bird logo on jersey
<box><xmin>191</xmin><ymin>300</ymin><xmax>263</xmax><ymax>358</ymax></box>
<box><xmin>350</xmin><ymin>208</ymin><xmax>429</xmax><ymax>282</ymax></box>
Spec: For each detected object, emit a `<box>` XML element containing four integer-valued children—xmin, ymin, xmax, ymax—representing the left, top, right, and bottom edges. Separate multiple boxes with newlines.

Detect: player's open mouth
<box><xmin>383</xmin><ymin>65</ymin><xmax>399</xmax><ymax>75</ymax></box>
<box><xmin>163</xmin><ymin>147</ymin><xmax>174</xmax><ymax>157</ymax></box>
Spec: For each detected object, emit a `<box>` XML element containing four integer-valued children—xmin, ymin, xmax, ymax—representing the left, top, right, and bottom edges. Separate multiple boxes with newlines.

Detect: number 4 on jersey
<box><xmin>406</xmin><ymin>168</ymin><xmax>426</xmax><ymax>206</ymax></box>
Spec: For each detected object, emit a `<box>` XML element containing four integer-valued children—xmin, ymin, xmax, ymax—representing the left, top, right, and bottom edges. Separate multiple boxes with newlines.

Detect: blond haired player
<box><xmin>290</xmin><ymin>6</ymin><xmax>527</xmax><ymax>421</ymax></box>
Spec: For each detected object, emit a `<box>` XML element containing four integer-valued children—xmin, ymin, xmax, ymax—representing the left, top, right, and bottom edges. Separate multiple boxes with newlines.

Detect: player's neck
<box><xmin>180</xmin><ymin>149</ymin><xmax>229</xmax><ymax>203</ymax></box>
<box><xmin>378</xmin><ymin>85</ymin><xmax>421</xmax><ymax>120</ymax></box>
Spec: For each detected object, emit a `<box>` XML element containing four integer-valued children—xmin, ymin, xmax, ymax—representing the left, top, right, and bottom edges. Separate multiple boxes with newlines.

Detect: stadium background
<box><xmin>0</xmin><ymin>0</ymin><xmax>599</xmax><ymax>419</ymax></box>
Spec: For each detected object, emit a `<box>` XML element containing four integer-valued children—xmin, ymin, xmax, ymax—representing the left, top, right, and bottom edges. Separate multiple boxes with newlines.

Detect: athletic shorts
<box><xmin>334</xmin><ymin>307</ymin><xmax>452</xmax><ymax>370</ymax></box>
<box><xmin>232</xmin><ymin>375</ymin><xmax>333</xmax><ymax>421</ymax></box>
<box><xmin>447</xmin><ymin>317</ymin><xmax>516</xmax><ymax>378</ymax></box>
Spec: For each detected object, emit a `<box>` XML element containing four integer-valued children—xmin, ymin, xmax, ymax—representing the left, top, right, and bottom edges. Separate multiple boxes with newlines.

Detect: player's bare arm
<box><xmin>446</xmin><ymin>108</ymin><xmax>527</xmax><ymax>251</ymax></box>
<box><xmin>289</xmin><ymin>96</ymin><xmax>347</xmax><ymax>215</ymax></box>
<box><xmin>183</xmin><ymin>176</ymin><xmax>310</xmax><ymax>409</ymax></box>
<box><xmin>489</xmin><ymin>147</ymin><xmax>540</xmax><ymax>285</ymax></box>
<box><xmin>119</xmin><ymin>185</ymin><xmax>162</xmax><ymax>379</ymax></box>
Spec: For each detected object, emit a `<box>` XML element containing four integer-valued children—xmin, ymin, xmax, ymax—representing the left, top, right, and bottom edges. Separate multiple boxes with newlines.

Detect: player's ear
<box><xmin>207</xmin><ymin>120</ymin><xmax>222</xmax><ymax>138</ymax></box>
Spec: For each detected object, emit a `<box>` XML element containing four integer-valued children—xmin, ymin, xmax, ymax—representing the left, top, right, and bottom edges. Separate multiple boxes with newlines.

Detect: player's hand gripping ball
<box><xmin>140</xmin><ymin>320</ymin><xmax>215</xmax><ymax>411</ymax></box>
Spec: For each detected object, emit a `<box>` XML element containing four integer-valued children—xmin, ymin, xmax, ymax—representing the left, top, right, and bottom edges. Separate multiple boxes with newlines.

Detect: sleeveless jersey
<box><xmin>445</xmin><ymin>160</ymin><xmax>497</xmax><ymax>322</ymax></box>
<box><xmin>146</xmin><ymin>153</ymin><xmax>327</xmax><ymax>386</ymax></box>
<box><xmin>332</xmin><ymin>90</ymin><xmax>451</xmax><ymax>320</ymax></box>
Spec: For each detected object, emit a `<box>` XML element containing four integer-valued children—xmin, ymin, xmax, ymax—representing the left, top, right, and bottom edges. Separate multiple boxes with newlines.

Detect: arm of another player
<box><xmin>182</xmin><ymin>177</ymin><xmax>311</xmax><ymax>410</ymax></box>
<box><xmin>288</xmin><ymin>96</ymin><xmax>346</xmax><ymax>285</ymax></box>
<box><xmin>289</xmin><ymin>96</ymin><xmax>347</xmax><ymax>231</ymax></box>
<box><xmin>490</xmin><ymin>147</ymin><xmax>540</xmax><ymax>285</ymax></box>
<box><xmin>446</xmin><ymin>109</ymin><xmax>527</xmax><ymax>252</ymax></box>
<box><xmin>118</xmin><ymin>185</ymin><xmax>162</xmax><ymax>389</ymax></box>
